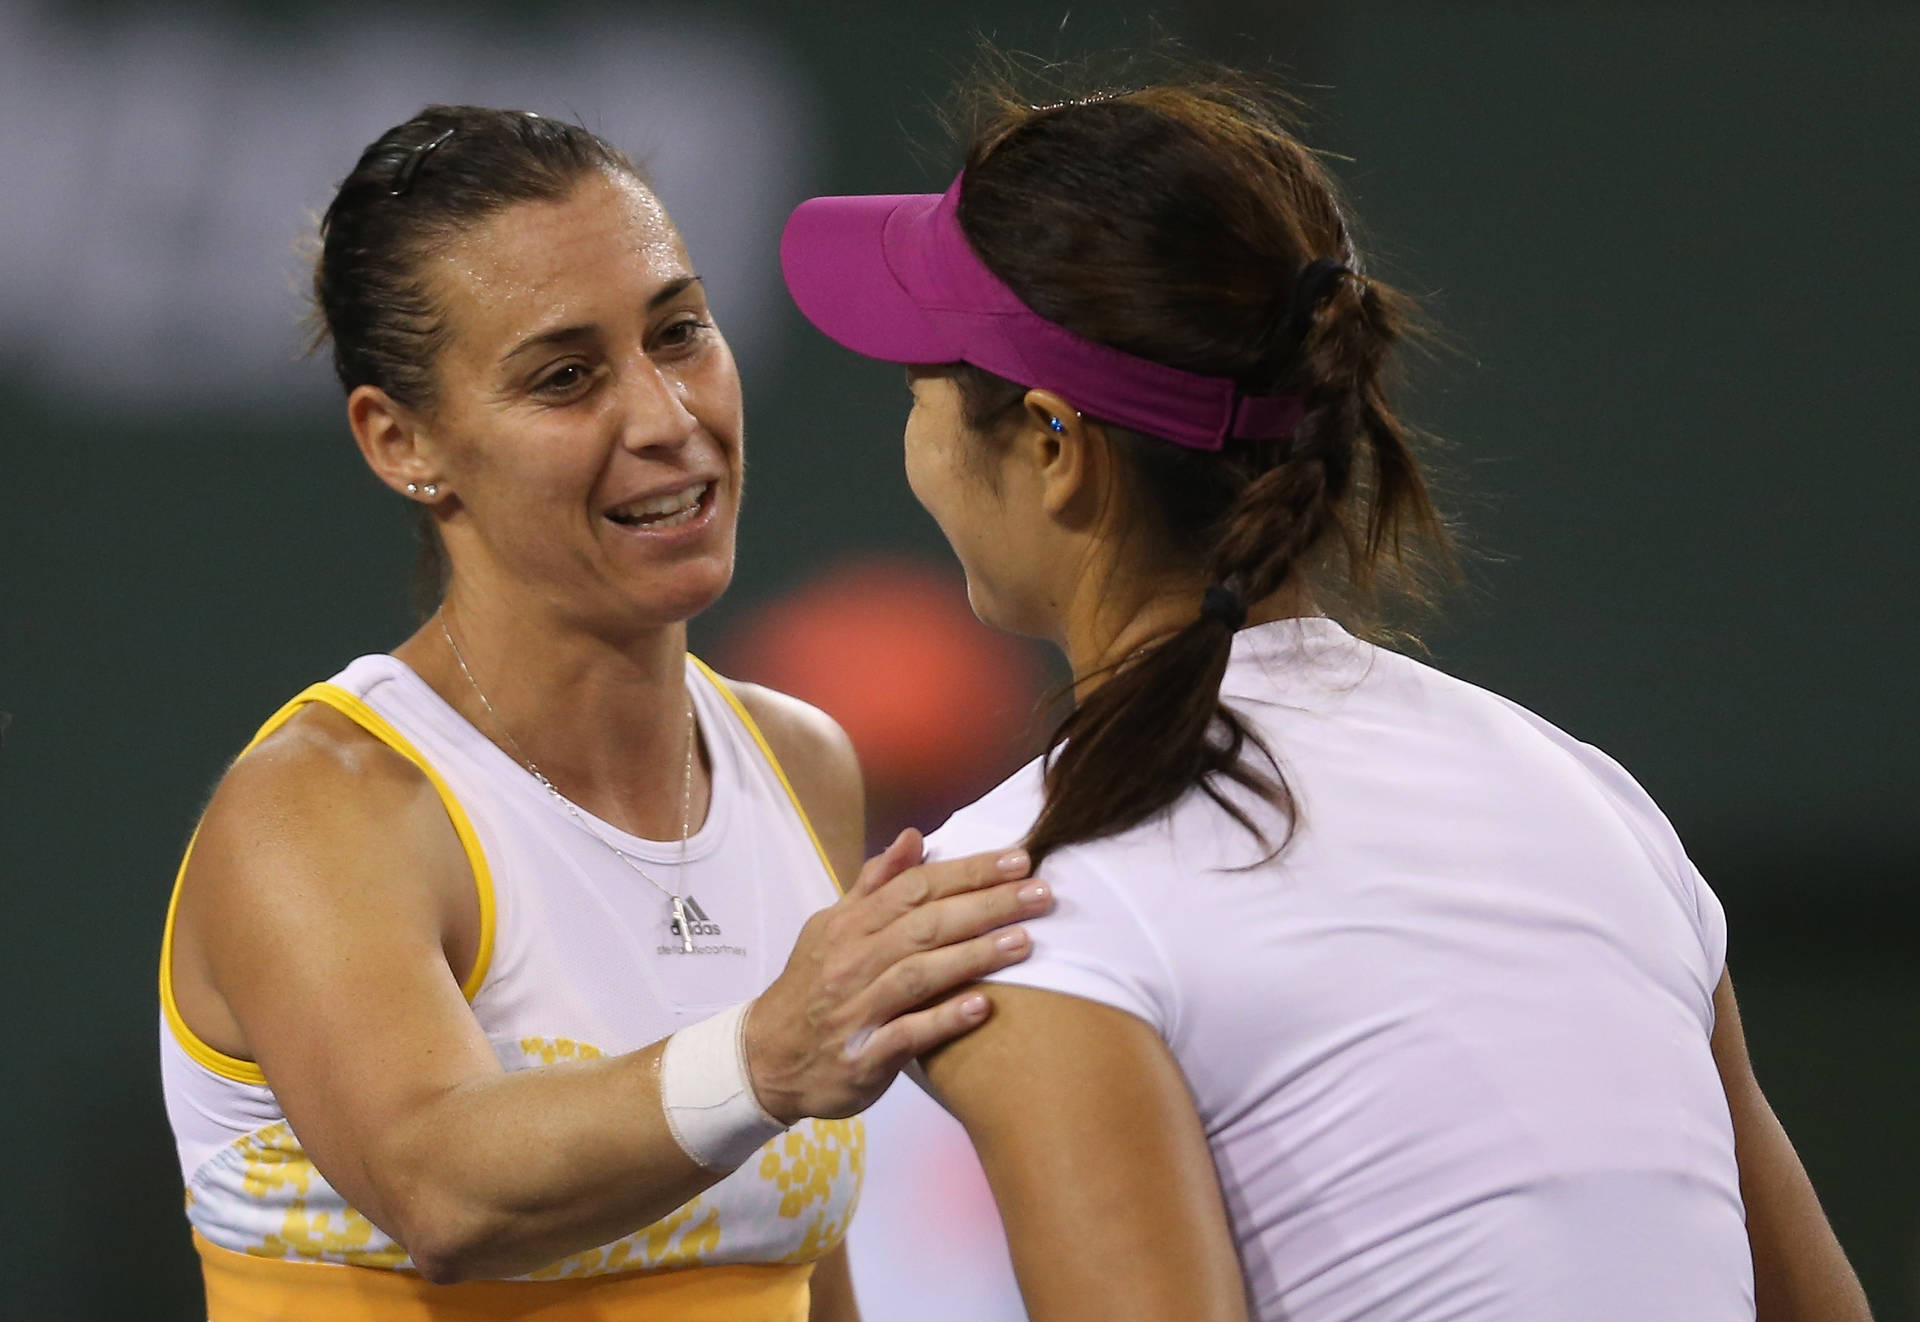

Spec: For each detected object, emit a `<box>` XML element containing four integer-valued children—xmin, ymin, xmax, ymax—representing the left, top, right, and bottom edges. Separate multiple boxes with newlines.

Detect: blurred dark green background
<box><xmin>1</xmin><ymin>1</ymin><xmax>1914</xmax><ymax>1317</ymax></box>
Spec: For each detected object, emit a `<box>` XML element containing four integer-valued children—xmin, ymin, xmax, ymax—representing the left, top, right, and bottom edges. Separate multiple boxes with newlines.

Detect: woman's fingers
<box><xmin>852</xmin><ymin>989</ymin><xmax>997</xmax><ymax>1084</ymax></box>
<box><xmin>848</xmin><ymin>829</ymin><xmax>925</xmax><ymax>897</ymax></box>
<box><xmin>744</xmin><ymin>847</ymin><xmax>1050</xmax><ymax>1122</ymax></box>
<box><xmin>874</xmin><ymin>876</ymin><xmax>1052</xmax><ymax>974</ymax></box>
<box><xmin>853</xmin><ymin>846</ymin><xmax>1034</xmax><ymax>935</ymax></box>
<box><xmin>852</xmin><ymin>925</ymin><xmax>1034</xmax><ymax>1031</ymax></box>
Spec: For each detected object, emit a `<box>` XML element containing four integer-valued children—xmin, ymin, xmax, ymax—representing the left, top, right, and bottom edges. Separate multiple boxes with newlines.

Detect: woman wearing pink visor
<box><xmin>781</xmin><ymin>77</ymin><xmax>1867</xmax><ymax>1322</ymax></box>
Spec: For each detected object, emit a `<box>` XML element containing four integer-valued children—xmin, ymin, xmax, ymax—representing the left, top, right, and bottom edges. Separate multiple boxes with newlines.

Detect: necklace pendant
<box><xmin>671</xmin><ymin>895</ymin><xmax>694</xmax><ymax>954</ymax></box>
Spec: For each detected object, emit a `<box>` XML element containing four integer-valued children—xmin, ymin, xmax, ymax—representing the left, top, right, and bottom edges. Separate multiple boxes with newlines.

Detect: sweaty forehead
<box><xmin>428</xmin><ymin>172</ymin><xmax>691</xmax><ymax>350</ymax></box>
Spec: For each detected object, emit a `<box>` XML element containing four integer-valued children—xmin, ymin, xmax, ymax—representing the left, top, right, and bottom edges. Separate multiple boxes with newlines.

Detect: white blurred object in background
<box><xmin>851</xmin><ymin>1075</ymin><xmax>1027</xmax><ymax>1322</ymax></box>
<box><xmin>0</xmin><ymin>0</ymin><xmax>814</xmax><ymax>412</ymax></box>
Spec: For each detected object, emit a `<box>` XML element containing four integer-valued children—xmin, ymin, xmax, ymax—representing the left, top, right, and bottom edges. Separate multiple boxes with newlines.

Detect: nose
<box><xmin>616</xmin><ymin>356</ymin><xmax>700</xmax><ymax>453</ymax></box>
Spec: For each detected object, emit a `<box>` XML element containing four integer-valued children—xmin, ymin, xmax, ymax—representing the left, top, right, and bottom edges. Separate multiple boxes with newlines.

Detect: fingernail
<box><xmin>842</xmin><ymin>1027</ymin><xmax>874</xmax><ymax>1061</ymax></box>
<box><xmin>1017</xmin><ymin>881</ymin><xmax>1050</xmax><ymax>905</ymax></box>
<box><xmin>997</xmin><ymin>849</ymin><xmax>1031</xmax><ymax>876</ymax></box>
<box><xmin>961</xmin><ymin>994</ymin><xmax>989</xmax><ymax>1018</ymax></box>
<box><xmin>995</xmin><ymin>928</ymin><xmax>1029</xmax><ymax>952</ymax></box>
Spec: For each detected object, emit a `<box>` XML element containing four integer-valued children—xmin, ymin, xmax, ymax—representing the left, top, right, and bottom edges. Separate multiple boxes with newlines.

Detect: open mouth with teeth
<box><xmin>604</xmin><ymin>481</ymin><xmax>715</xmax><ymax>531</ymax></box>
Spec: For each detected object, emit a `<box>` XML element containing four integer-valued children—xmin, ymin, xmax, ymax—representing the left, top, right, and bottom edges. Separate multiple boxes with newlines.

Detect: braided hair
<box><xmin>941</xmin><ymin>73</ymin><xmax>1453</xmax><ymax>864</ymax></box>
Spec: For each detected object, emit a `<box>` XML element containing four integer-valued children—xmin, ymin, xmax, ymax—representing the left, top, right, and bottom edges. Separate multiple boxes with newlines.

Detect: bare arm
<box><xmin>920</xmin><ymin>986</ymin><xmax>1249</xmax><ymax>1322</ymax></box>
<box><xmin>171</xmin><ymin>704</ymin><xmax>1049</xmax><ymax>1284</ymax></box>
<box><xmin>1711</xmin><ymin>968</ymin><xmax>1873</xmax><ymax>1322</ymax></box>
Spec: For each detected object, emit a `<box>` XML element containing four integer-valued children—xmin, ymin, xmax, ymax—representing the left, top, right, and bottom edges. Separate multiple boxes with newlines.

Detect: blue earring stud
<box><xmin>1049</xmin><ymin>417</ymin><xmax>1066</xmax><ymax>433</ymax></box>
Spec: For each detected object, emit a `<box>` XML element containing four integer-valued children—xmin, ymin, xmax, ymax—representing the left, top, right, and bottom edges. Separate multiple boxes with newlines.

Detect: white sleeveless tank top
<box><xmin>159</xmin><ymin>653</ymin><xmax>863</xmax><ymax>1299</ymax></box>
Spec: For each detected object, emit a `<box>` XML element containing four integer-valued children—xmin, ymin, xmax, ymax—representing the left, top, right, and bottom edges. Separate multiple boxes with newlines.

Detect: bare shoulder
<box><xmin>199</xmin><ymin>700</ymin><xmax>440</xmax><ymax>849</ymax></box>
<box><xmin>180</xmin><ymin>698</ymin><xmax>471</xmax><ymax>977</ymax></box>
<box><xmin>721</xmin><ymin>679</ymin><xmax>858</xmax><ymax>788</ymax></box>
<box><xmin>711</xmin><ymin>675</ymin><xmax>864</xmax><ymax>881</ymax></box>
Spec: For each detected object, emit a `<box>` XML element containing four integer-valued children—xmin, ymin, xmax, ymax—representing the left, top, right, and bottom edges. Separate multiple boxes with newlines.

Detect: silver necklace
<box><xmin>438</xmin><ymin>614</ymin><xmax>702</xmax><ymax>954</ymax></box>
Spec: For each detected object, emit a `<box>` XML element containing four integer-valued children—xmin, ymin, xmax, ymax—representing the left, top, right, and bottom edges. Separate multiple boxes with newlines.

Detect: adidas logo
<box><xmin>671</xmin><ymin>895</ymin><xmax>723</xmax><ymax>940</ymax></box>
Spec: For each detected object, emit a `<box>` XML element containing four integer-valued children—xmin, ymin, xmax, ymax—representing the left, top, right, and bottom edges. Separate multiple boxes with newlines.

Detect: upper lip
<box><xmin>600</xmin><ymin>476</ymin><xmax>720</xmax><ymax>518</ymax></box>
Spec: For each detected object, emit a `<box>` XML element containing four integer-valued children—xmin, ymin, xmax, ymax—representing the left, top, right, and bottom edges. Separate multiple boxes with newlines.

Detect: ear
<box><xmin>1018</xmin><ymin>389</ymin><xmax>1107</xmax><ymax>522</ymax></box>
<box><xmin>347</xmin><ymin>385</ymin><xmax>448</xmax><ymax>501</ymax></box>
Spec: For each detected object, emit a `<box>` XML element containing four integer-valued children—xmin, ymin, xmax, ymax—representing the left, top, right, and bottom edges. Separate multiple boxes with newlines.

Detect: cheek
<box><xmin>906</xmin><ymin>441</ymin><xmax>988</xmax><ymax>563</ymax></box>
<box><xmin>902</xmin><ymin>417</ymin><xmax>944</xmax><ymax>515</ymax></box>
<box><xmin>692</xmin><ymin>342</ymin><xmax>745</xmax><ymax>437</ymax></box>
<box><xmin>910</xmin><ymin>440</ymin><xmax>1003</xmax><ymax>575</ymax></box>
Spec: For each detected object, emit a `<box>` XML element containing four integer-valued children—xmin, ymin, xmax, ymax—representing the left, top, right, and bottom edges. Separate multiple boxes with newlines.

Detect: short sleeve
<box><xmin>1486</xmin><ymin>693</ymin><xmax>1729</xmax><ymax>1020</ymax></box>
<box><xmin>1561</xmin><ymin>737</ymin><xmax>1728</xmax><ymax>981</ymax></box>
<box><xmin>978</xmin><ymin>849</ymin><xmax>1178</xmax><ymax>1038</ymax></box>
<box><xmin>1687</xmin><ymin>859</ymin><xmax>1729</xmax><ymax>985</ymax></box>
<box><xmin>926</xmin><ymin>777</ymin><xmax>1179</xmax><ymax>1039</ymax></box>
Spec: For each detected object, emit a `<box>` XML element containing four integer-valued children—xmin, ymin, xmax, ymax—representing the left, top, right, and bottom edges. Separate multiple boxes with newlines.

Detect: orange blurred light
<box><xmin>718</xmin><ymin>557</ymin><xmax>1048</xmax><ymax>804</ymax></box>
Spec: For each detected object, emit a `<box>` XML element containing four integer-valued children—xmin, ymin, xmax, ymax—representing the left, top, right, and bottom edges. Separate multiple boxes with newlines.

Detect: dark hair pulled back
<box><xmin>310</xmin><ymin>105</ymin><xmax>641</xmax><ymax>608</ymax></box>
<box><xmin>948</xmin><ymin>68</ymin><xmax>1453</xmax><ymax>865</ymax></box>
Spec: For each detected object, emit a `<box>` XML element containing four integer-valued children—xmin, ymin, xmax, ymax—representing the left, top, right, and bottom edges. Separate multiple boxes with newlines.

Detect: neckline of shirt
<box><xmin>1228</xmin><ymin>614</ymin><xmax>1358</xmax><ymax>660</ymax></box>
<box><xmin>363</xmin><ymin>652</ymin><xmax>738</xmax><ymax>865</ymax></box>
<box><xmin>1225</xmin><ymin>615</ymin><xmax>1377</xmax><ymax>694</ymax></box>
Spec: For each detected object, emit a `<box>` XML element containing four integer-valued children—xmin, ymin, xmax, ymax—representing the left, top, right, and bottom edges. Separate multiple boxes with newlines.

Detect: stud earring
<box><xmin>405</xmin><ymin>482</ymin><xmax>419</xmax><ymax>495</ymax></box>
<box><xmin>1049</xmin><ymin>417</ymin><xmax>1066</xmax><ymax>433</ymax></box>
<box><xmin>423</xmin><ymin>483</ymin><xmax>439</xmax><ymax>498</ymax></box>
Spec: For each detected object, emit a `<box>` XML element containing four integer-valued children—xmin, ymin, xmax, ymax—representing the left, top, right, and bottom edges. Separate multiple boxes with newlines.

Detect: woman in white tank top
<box><xmin>778</xmin><ymin>72</ymin><xmax>1872</xmax><ymax>1322</ymax></box>
<box><xmin>158</xmin><ymin>106</ymin><xmax>1057</xmax><ymax>1321</ymax></box>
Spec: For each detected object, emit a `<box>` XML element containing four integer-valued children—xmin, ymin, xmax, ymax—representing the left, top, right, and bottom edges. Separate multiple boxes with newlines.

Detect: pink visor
<box><xmin>780</xmin><ymin>175</ymin><xmax>1303</xmax><ymax>452</ymax></box>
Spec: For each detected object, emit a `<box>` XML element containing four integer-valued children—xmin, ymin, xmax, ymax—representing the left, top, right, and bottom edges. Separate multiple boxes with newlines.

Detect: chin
<box><xmin>963</xmin><ymin>576</ymin><xmax>1030</xmax><ymax>638</ymax></box>
<box><xmin>653</xmin><ymin>554</ymin><xmax>736</xmax><ymax>626</ymax></box>
<box><xmin>586</xmin><ymin>550</ymin><xmax>733</xmax><ymax>636</ymax></box>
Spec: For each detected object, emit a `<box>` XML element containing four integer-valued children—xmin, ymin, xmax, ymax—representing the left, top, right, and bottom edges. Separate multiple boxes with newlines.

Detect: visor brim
<box><xmin>779</xmin><ymin>192</ymin><xmax>959</xmax><ymax>366</ymax></box>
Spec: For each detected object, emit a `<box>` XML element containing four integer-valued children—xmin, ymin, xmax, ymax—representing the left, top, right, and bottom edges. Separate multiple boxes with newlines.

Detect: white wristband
<box><xmin>660</xmin><ymin>1001</ymin><xmax>788</xmax><ymax>1173</ymax></box>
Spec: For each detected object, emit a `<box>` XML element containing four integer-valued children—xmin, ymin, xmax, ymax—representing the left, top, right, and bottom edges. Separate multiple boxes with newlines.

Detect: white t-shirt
<box><xmin>925</xmin><ymin>618</ymin><xmax>1751</xmax><ymax>1322</ymax></box>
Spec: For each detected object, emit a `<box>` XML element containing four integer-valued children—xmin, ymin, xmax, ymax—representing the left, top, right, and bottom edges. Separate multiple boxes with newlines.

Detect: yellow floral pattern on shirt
<box><xmin>761</xmin><ymin>1118</ymin><xmax>865</xmax><ymax>1264</ymax></box>
<box><xmin>528</xmin><ymin>1197</ymin><xmax>725</xmax><ymax>1279</ymax></box>
<box><xmin>515</xmin><ymin>1036</ymin><xmax>729</xmax><ymax>1279</ymax></box>
<box><xmin>187</xmin><ymin>1039</ymin><xmax>864</xmax><ymax>1276</ymax></box>
<box><xmin>233</xmin><ymin>1122</ymin><xmax>407</xmax><ymax>1267</ymax></box>
<box><xmin>519</xmin><ymin>1036</ymin><xmax>605</xmax><ymax>1065</ymax></box>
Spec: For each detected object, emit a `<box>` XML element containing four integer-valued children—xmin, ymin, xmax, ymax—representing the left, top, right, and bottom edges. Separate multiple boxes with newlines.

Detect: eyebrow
<box><xmin>499</xmin><ymin>275</ymin><xmax>705</xmax><ymax>363</ymax></box>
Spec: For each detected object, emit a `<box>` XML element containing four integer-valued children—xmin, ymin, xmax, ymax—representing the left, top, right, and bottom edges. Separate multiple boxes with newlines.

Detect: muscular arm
<box><xmin>169</xmin><ymin>701</ymin><xmax>1049</xmax><ymax>1286</ymax></box>
<box><xmin>1711</xmin><ymin>969</ymin><xmax>1873</xmax><ymax>1322</ymax></box>
<box><xmin>176</xmin><ymin>707</ymin><xmax>717</xmax><ymax>1281</ymax></box>
<box><xmin>920</xmin><ymin>986</ymin><xmax>1249</xmax><ymax>1322</ymax></box>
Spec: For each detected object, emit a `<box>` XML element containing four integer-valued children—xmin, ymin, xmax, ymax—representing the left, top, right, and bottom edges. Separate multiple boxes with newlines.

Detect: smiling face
<box><xmin>415</xmin><ymin>170</ymin><xmax>743</xmax><ymax>633</ymax></box>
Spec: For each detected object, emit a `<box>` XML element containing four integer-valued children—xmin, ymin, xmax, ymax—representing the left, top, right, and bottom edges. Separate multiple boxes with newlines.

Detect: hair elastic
<box><xmin>1280</xmin><ymin>258</ymin><xmax>1355</xmax><ymax>345</ymax></box>
<box><xmin>1200</xmin><ymin>584</ymin><xmax>1248</xmax><ymax>631</ymax></box>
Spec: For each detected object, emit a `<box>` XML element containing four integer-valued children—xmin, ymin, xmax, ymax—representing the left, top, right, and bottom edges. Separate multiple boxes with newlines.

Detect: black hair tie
<box><xmin>1279</xmin><ymin>257</ymin><xmax>1355</xmax><ymax>347</ymax></box>
<box><xmin>390</xmin><ymin>129</ymin><xmax>456</xmax><ymax>197</ymax></box>
<box><xmin>1200</xmin><ymin>584</ymin><xmax>1248</xmax><ymax>631</ymax></box>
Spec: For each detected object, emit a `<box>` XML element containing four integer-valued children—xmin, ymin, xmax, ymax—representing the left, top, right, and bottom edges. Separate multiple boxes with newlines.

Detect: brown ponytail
<box><xmin>945</xmin><ymin>68</ymin><xmax>1453</xmax><ymax>865</ymax></box>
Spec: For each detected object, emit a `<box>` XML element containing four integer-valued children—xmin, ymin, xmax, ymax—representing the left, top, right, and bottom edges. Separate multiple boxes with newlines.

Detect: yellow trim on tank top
<box><xmin>688</xmin><ymin>656</ymin><xmax>845</xmax><ymax>894</ymax></box>
<box><xmin>193</xmin><ymin>1230</ymin><xmax>813</xmax><ymax>1322</ymax></box>
<box><xmin>160</xmin><ymin>682</ymin><xmax>498</xmax><ymax>1087</ymax></box>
